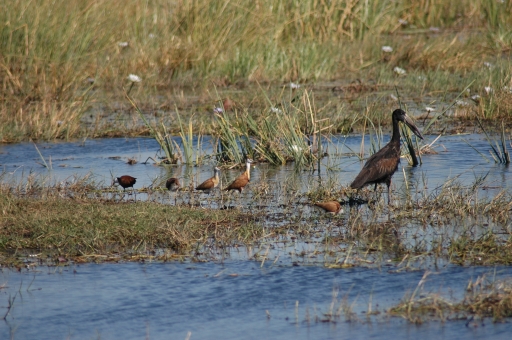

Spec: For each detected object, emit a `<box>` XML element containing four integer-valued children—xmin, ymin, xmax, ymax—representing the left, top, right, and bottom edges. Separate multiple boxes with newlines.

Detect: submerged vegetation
<box><xmin>1</xmin><ymin>0</ymin><xmax>512</xmax><ymax>142</ymax></box>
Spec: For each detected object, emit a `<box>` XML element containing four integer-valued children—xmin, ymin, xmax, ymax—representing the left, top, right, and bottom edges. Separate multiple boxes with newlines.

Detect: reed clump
<box><xmin>389</xmin><ymin>274</ymin><xmax>512</xmax><ymax>323</ymax></box>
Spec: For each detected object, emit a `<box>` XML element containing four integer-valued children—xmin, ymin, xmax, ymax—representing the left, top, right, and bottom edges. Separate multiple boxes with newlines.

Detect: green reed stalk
<box><xmin>177</xmin><ymin>111</ymin><xmax>194</xmax><ymax>164</ymax></box>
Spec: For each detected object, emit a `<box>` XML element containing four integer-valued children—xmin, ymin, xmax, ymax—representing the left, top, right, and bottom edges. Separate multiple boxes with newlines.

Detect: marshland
<box><xmin>2</xmin><ymin>0</ymin><xmax>512</xmax><ymax>339</ymax></box>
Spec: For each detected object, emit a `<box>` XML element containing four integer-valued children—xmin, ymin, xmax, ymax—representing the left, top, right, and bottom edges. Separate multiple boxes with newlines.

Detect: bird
<box><xmin>350</xmin><ymin>108</ymin><xmax>424</xmax><ymax>205</ymax></box>
<box><xmin>166</xmin><ymin>177</ymin><xmax>180</xmax><ymax>205</ymax></box>
<box><xmin>195</xmin><ymin>167</ymin><xmax>221</xmax><ymax>194</ymax></box>
<box><xmin>224</xmin><ymin>159</ymin><xmax>254</xmax><ymax>193</ymax></box>
<box><xmin>165</xmin><ymin>177</ymin><xmax>180</xmax><ymax>192</ymax></box>
<box><xmin>222</xmin><ymin>98</ymin><xmax>234</xmax><ymax>111</ymax></box>
<box><xmin>113</xmin><ymin>175</ymin><xmax>137</xmax><ymax>195</ymax></box>
<box><xmin>313</xmin><ymin>201</ymin><xmax>343</xmax><ymax>215</ymax></box>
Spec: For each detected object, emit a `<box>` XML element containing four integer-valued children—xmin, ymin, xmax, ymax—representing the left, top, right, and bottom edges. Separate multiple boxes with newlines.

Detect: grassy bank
<box><xmin>1</xmin><ymin>173</ymin><xmax>512</xmax><ymax>267</ymax></box>
<box><xmin>0</xmin><ymin>185</ymin><xmax>265</xmax><ymax>266</ymax></box>
<box><xmin>1</xmin><ymin>0</ymin><xmax>512</xmax><ymax>142</ymax></box>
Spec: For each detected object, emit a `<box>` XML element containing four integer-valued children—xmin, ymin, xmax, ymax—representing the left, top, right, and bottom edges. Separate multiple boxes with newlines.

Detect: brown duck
<box><xmin>314</xmin><ymin>201</ymin><xmax>343</xmax><ymax>215</ymax></box>
<box><xmin>224</xmin><ymin>159</ymin><xmax>254</xmax><ymax>193</ymax></box>
<box><xmin>195</xmin><ymin>167</ymin><xmax>221</xmax><ymax>194</ymax></box>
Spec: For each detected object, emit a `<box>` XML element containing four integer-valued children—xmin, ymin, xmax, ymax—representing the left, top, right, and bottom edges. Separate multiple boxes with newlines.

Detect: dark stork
<box><xmin>350</xmin><ymin>108</ymin><xmax>424</xmax><ymax>204</ymax></box>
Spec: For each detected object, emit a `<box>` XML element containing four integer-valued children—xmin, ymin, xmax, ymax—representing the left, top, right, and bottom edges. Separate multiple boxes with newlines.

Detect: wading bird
<box><xmin>314</xmin><ymin>201</ymin><xmax>343</xmax><ymax>215</ymax></box>
<box><xmin>166</xmin><ymin>177</ymin><xmax>180</xmax><ymax>192</ymax></box>
<box><xmin>350</xmin><ymin>108</ymin><xmax>424</xmax><ymax>204</ymax></box>
<box><xmin>166</xmin><ymin>177</ymin><xmax>180</xmax><ymax>205</ymax></box>
<box><xmin>224</xmin><ymin>159</ymin><xmax>253</xmax><ymax>193</ymax></box>
<box><xmin>113</xmin><ymin>175</ymin><xmax>137</xmax><ymax>196</ymax></box>
<box><xmin>195</xmin><ymin>167</ymin><xmax>221</xmax><ymax>194</ymax></box>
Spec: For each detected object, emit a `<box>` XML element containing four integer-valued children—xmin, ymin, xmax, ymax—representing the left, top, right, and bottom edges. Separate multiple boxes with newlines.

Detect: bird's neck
<box><xmin>391</xmin><ymin>116</ymin><xmax>401</xmax><ymax>143</ymax></box>
<box><xmin>246</xmin><ymin>162</ymin><xmax>251</xmax><ymax>180</ymax></box>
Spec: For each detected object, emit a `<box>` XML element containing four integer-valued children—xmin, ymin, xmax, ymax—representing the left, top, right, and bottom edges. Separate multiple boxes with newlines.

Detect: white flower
<box><xmin>291</xmin><ymin>145</ymin><xmax>302</xmax><ymax>152</ymax></box>
<box><xmin>148</xmin><ymin>33</ymin><xmax>156</xmax><ymax>39</ymax></box>
<box><xmin>484</xmin><ymin>86</ymin><xmax>493</xmax><ymax>94</ymax></box>
<box><xmin>118</xmin><ymin>41</ymin><xmax>129</xmax><ymax>48</ymax></box>
<box><xmin>484</xmin><ymin>62</ymin><xmax>493</xmax><ymax>69</ymax></box>
<box><xmin>393</xmin><ymin>67</ymin><xmax>406</xmax><ymax>75</ymax></box>
<box><xmin>127</xmin><ymin>74</ymin><xmax>142</xmax><ymax>83</ymax></box>
<box><xmin>418</xmin><ymin>76</ymin><xmax>426</xmax><ymax>81</ymax></box>
<box><xmin>381</xmin><ymin>46</ymin><xmax>393</xmax><ymax>53</ymax></box>
<box><xmin>503</xmin><ymin>86</ymin><xmax>512</xmax><ymax>93</ymax></box>
<box><xmin>471</xmin><ymin>94</ymin><xmax>481</xmax><ymax>101</ymax></box>
<box><xmin>398</xmin><ymin>19</ymin><xmax>408</xmax><ymax>26</ymax></box>
<box><xmin>456</xmin><ymin>100</ymin><xmax>469</xmax><ymax>107</ymax></box>
<box><xmin>270</xmin><ymin>107</ymin><xmax>282</xmax><ymax>114</ymax></box>
<box><xmin>213</xmin><ymin>107</ymin><xmax>224</xmax><ymax>114</ymax></box>
<box><xmin>425</xmin><ymin>107</ymin><xmax>435</xmax><ymax>113</ymax></box>
<box><xmin>390</xmin><ymin>94</ymin><xmax>398</xmax><ymax>101</ymax></box>
<box><xmin>289</xmin><ymin>82</ymin><xmax>301</xmax><ymax>89</ymax></box>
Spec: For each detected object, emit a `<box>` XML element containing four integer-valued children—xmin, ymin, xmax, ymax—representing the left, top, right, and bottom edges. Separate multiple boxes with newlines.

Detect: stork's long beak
<box><xmin>404</xmin><ymin>115</ymin><xmax>424</xmax><ymax>139</ymax></box>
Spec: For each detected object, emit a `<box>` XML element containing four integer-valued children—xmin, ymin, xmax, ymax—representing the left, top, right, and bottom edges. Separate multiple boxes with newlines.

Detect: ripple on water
<box><xmin>1</xmin><ymin>262</ymin><xmax>512</xmax><ymax>339</ymax></box>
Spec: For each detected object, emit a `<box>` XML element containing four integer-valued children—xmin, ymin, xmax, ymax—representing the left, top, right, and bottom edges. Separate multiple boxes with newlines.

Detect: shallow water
<box><xmin>1</xmin><ymin>262</ymin><xmax>512</xmax><ymax>340</ymax></box>
<box><xmin>1</xmin><ymin>134</ymin><xmax>512</xmax><ymax>339</ymax></box>
<box><xmin>0</xmin><ymin>133</ymin><xmax>509</xmax><ymax>194</ymax></box>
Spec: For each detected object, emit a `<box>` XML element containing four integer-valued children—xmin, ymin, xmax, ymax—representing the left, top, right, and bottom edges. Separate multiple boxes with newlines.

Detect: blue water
<box><xmin>1</xmin><ymin>134</ymin><xmax>512</xmax><ymax>339</ymax></box>
<box><xmin>0</xmin><ymin>134</ymin><xmax>510</xmax><ymax>196</ymax></box>
<box><xmin>1</xmin><ymin>262</ymin><xmax>512</xmax><ymax>339</ymax></box>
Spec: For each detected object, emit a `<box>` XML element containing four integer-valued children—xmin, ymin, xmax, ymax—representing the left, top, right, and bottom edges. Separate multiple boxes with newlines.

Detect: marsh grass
<box><xmin>2</xmin><ymin>0</ymin><xmax>512</xmax><ymax>141</ymax></box>
<box><xmin>1</xmin><ymin>168</ymin><xmax>512</xmax><ymax>269</ymax></box>
<box><xmin>0</xmin><ymin>183</ymin><xmax>264</xmax><ymax>266</ymax></box>
<box><xmin>205</xmin><ymin>88</ymin><xmax>332</xmax><ymax>167</ymax></box>
<box><xmin>477</xmin><ymin>118</ymin><xmax>511</xmax><ymax>164</ymax></box>
<box><xmin>127</xmin><ymin>93</ymin><xmax>181</xmax><ymax>164</ymax></box>
<box><xmin>389</xmin><ymin>274</ymin><xmax>512</xmax><ymax>323</ymax></box>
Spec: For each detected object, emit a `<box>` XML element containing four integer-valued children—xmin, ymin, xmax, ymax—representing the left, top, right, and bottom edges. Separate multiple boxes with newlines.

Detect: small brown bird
<box><xmin>224</xmin><ymin>159</ymin><xmax>254</xmax><ymax>193</ymax></box>
<box><xmin>350</xmin><ymin>109</ymin><xmax>424</xmax><ymax>204</ymax></box>
<box><xmin>222</xmin><ymin>98</ymin><xmax>234</xmax><ymax>111</ymax></box>
<box><xmin>195</xmin><ymin>167</ymin><xmax>221</xmax><ymax>194</ymax></box>
<box><xmin>113</xmin><ymin>175</ymin><xmax>137</xmax><ymax>193</ymax></box>
<box><xmin>314</xmin><ymin>201</ymin><xmax>343</xmax><ymax>215</ymax></box>
<box><xmin>166</xmin><ymin>177</ymin><xmax>180</xmax><ymax>192</ymax></box>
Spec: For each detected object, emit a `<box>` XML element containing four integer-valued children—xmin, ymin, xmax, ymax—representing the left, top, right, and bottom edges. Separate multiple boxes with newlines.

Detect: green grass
<box><xmin>0</xmin><ymin>187</ymin><xmax>264</xmax><ymax>265</ymax></box>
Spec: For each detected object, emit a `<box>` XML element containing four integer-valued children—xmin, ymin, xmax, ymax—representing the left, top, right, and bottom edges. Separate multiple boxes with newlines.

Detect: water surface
<box><xmin>1</xmin><ymin>134</ymin><xmax>512</xmax><ymax>339</ymax></box>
